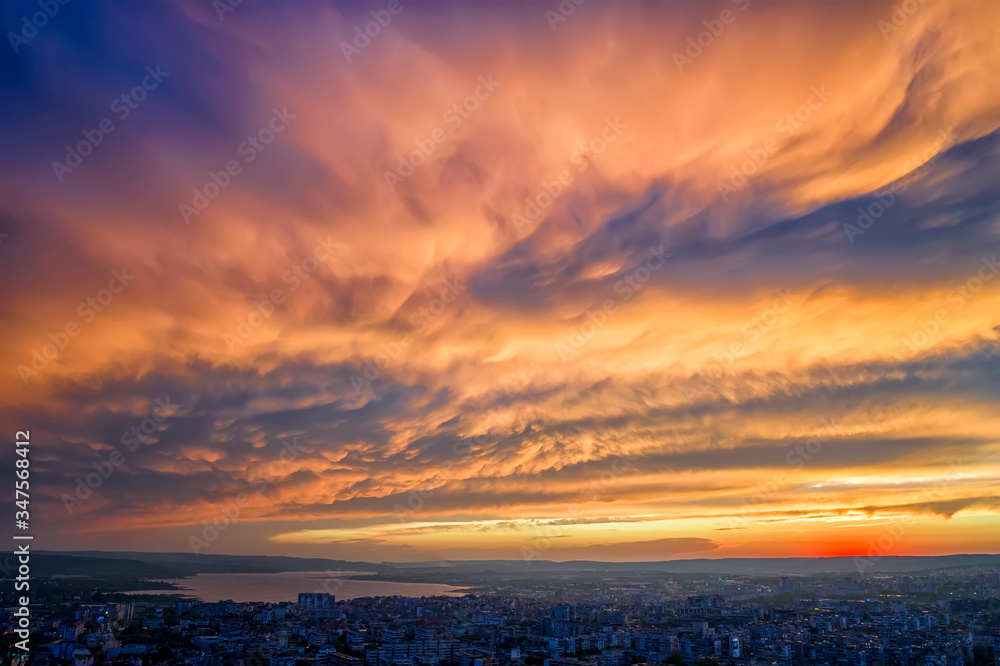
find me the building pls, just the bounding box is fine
[59,620,85,641]
[72,650,94,666]
[554,605,576,622]
[299,592,336,611]
[106,602,134,624]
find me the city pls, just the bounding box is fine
[5,562,1000,666]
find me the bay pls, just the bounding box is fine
[126,570,465,603]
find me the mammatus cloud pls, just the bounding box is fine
[0,0,998,560]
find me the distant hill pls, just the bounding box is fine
[415,554,1000,575]
[3,551,995,581]
[44,550,374,573]
[0,551,374,581]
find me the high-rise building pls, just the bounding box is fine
[553,604,576,621]
[106,602,133,624]
[299,592,336,611]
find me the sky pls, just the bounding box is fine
[1,0,998,563]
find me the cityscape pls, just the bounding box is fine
[2,554,999,666]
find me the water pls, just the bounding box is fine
[126,570,466,603]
